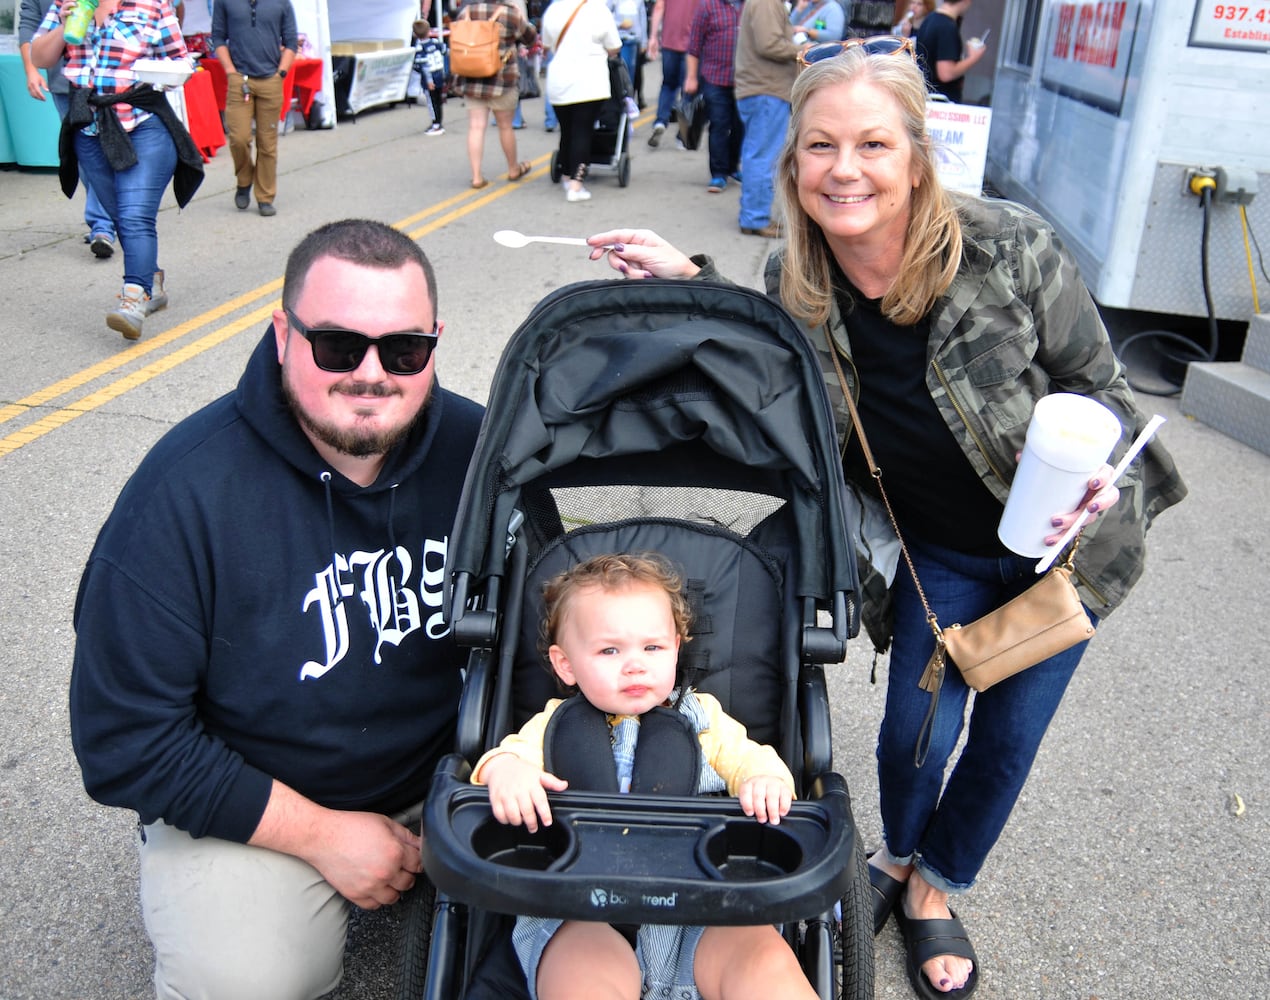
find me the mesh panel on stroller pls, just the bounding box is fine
[408,279,875,1000]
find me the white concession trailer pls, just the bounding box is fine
[985,0,1267,325]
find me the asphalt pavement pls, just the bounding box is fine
[0,76,1266,1000]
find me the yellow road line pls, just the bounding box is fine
[0,283,281,427]
[0,173,546,458]
[0,303,275,458]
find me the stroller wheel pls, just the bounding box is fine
[396,877,437,1000]
[550,150,562,184]
[836,831,876,999]
[618,151,631,188]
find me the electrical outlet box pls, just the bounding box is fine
[1184,166,1217,197]
[1215,166,1258,205]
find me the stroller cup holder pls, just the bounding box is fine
[423,755,856,925]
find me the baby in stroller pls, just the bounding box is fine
[473,552,818,1000]
[417,278,873,1000]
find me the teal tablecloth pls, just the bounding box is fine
[0,54,62,167]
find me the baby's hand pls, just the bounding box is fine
[738,775,792,825]
[481,753,568,833]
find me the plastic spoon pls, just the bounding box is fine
[494,230,589,249]
[1033,414,1167,574]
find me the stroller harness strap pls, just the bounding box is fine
[542,696,702,796]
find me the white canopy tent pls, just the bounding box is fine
[185,0,423,127]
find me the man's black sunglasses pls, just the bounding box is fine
[285,310,439,376]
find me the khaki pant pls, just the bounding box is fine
[138,821,347,1000]
[225,72,284,205]
[137,801,422,1000]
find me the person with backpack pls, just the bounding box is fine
[449,0,538,188]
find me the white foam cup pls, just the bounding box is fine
[997,393,1122,557]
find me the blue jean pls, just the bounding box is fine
[655,48,686,128]
[736,94,788,229]
[701,81,742,179]
[543,51,557,129]
[618,40,639,88]
[877,536,1095,893]
[74,115,177,295]
[52,91,115,240]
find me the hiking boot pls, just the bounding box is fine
[90,234,115,259]
[106,283,150,341]
[258,202,277,217]
[647,122,666,147]
[235,186,251,210]
[146,270,168,315]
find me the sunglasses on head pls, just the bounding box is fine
[798,35,916,69]
[286,310,439,376]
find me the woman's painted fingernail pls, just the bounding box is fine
[612,243,625,252]
[1090,478,1102,489]
[1088,502,1100,513]
[618,263,629,274]
[1051,517,1063,528]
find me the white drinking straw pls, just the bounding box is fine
[1034,414,1167,573]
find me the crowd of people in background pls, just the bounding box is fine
[17,0,1000,341]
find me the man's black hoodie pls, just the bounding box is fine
[70,331,484,843]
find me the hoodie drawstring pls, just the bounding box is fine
[319,472,405,605]
[320,472,341,609]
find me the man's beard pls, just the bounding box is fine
[283,378,428,459]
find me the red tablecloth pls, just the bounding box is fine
[183,68,225,162]
[200,56,228,111]
[287,58,323,119]
[199,56,323,121]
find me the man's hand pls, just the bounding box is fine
[248,780,423,910]
[302,810,423,909]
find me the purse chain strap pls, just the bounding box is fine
[826,332,944,642]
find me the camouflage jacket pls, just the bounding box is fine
[700,196,1186,646]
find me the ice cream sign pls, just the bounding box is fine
[1040,0,1141,113]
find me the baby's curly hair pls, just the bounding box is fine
[540,552,693,656]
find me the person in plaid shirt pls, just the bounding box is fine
[449,0,538,188]
[684,0,744,194]
[32,0,202,341]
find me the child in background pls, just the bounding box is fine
[472,552,818,1000]
[412,19,446,135]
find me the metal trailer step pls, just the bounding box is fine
[1241,312,1270,373]
[1181,359,1270,456]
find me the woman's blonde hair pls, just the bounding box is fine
[775,49,963,328]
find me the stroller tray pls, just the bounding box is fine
[423,756,857,925]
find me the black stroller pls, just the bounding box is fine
[401,279,874,999]
[550,57,634,188]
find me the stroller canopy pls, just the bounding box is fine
[448,278,857,608]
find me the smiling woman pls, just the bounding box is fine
[585,42,1186,1000]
